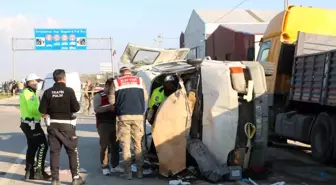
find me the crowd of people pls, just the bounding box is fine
[19,66,179,185]
[1,80,25,95]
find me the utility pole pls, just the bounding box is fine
[109,37,114,77]
[154,33,163,48]
[284,0,288,10]
[12,38,15,80]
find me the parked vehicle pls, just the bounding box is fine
[120,44,269,177]
[38,72,81,102]
[257,5,336,163]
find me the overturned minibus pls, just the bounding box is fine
[120,44,269,177]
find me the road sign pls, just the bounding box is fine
[34,28,87,51]
[100,63,112,72]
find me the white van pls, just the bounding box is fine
[38,72,81,102]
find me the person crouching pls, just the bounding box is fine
[93,78,123,175]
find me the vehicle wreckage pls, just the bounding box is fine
[120,44,269,182]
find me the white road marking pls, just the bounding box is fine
[0,146,27,184]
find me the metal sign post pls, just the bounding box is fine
[11,28,115,80]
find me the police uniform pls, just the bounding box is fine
[149,86,166,109]
[110,74,148,180]
[83,82,93,115]
[147,86,166,124]
[20,85,49,180]
[39,82,83,184]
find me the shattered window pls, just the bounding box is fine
[133,50,160,65]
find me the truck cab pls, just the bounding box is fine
[258,5,336,96]
[257,5,336,162]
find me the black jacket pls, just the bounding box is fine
[39,82,80,120]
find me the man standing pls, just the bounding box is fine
[20,73,51,180]
[39,69,84,185]
[83,80,93,115]
[109,66,148,180]
[93,78,122,176]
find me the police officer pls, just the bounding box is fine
[108,66,148,180]
[147,75,179,124]
[39,69,84,185]
[20,73,51,180]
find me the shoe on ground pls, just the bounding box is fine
[124,172,132,180]
[24,169,34,180]
[51,180,61,185]
[137,169,143,179]
[34,169,51,181]
[110,165,124,173]
[102,168,110,176]
[72,176,85,185]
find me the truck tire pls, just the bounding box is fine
[310,112,333,163]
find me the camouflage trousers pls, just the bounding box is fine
[118,120,144,172]
[82,98,91,115]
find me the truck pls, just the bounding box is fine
[257,5,336,162]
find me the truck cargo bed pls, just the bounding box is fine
[290,32,336,106]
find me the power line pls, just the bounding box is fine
[161,37,179,40]
[213,0,250,23]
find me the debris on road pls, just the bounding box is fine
[168,179,191,185]
[270,181,286,185]
[187,139,229,182]
[248,178,259,185]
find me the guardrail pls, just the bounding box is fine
[0,90,101,95]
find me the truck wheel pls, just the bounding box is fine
[310,112,333,163]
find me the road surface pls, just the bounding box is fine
[1,97,336,185]
[0,97,167,185]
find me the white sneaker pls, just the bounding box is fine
[102,168,110,176]
[110,166,124,173]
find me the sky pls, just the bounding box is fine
[0,0,335,81]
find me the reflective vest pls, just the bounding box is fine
[148,86,166,109]
[19,87,41,121]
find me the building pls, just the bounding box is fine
[206,23,268,61]
[182,9,281,59]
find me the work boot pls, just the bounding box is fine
[51,180,61,185]
[72,176,85,185]
[24,165,34,180]
[137,168,143,179]
[124,166,132,180]
[34,168,51,180]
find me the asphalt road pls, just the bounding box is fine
[0,97,167,185]
[1,97,336,185]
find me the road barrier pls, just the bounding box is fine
[0,90,101,96]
